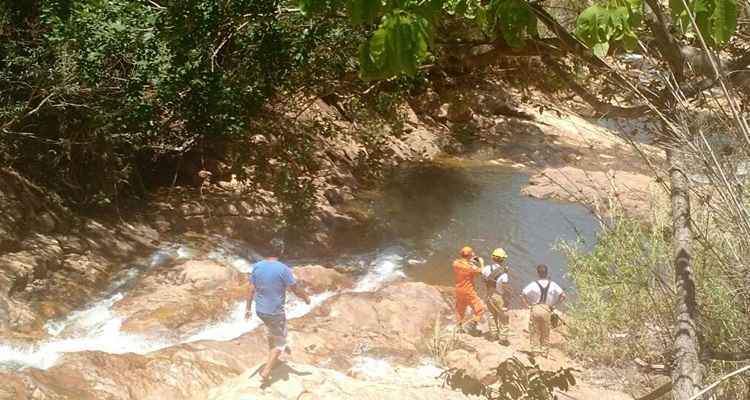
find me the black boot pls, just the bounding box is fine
[465,321,482,337]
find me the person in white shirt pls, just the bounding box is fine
[521,264,566,356]
[481,248,511,345]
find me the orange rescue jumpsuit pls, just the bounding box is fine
[453,259,485,324]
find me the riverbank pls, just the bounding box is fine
[0,83,664,398]
[0,97,652,339]
[1,251,639,400]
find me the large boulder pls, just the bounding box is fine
[442,309,569,385]
[114,259,247,338]
[205,362,470,400]
[291,265,354,294]
[5,282,450,399]
[0,169,159,341]
[523,167,655,216]
[106,262,352,339]
[285,282,452,370]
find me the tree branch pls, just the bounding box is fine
[635,382,673,400]
[543,55,649,117]
[703,349,750,361]
[460,37,566,69]
[643,0,685,80]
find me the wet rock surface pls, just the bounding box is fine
[110,262,352,339]
[0,169,158,341]
[2,282,448,400]
[113,259,248,338]
[206,362,469,400]
[1,273,640,400]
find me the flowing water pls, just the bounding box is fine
[0,245,406,370]
[0,162,600,371]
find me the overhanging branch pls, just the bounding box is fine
[543,55,649,117]
[636,382,673,400]
[704,349,750,361]
[461,37,566,69]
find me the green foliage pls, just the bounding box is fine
[670,0,738,47]
[563,202,750,374]
[1,0,360,214]
[441,356,578,399]
[575,0,642,57]
[349,0,382,25]
[561,217,675,364]
[304,0,541,80]
[359,10,432,80]
[487,0,537,48]
[426,315,460,365]
[443,0,490,30]
[575,0,738,55]
[304,0,741,77]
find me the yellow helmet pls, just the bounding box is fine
[492,248,507,259]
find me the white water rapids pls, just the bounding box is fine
[0,244,407,371]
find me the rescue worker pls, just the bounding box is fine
[481,248,511,346]
[521,264,566,357]
[453,246,485,336]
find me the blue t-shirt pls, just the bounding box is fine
[251,259,296,315]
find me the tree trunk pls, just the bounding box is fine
[668,148,702,399]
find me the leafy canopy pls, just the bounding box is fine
[300,0,740,78]
[0,0,361,207]
[670,0,739,47]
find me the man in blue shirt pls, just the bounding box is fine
[245,239,310,383]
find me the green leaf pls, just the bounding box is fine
[621,30,639,51]
[359,11,432,80]
[623,0,643,26]
[455,0,469,16]
[488,0,537,47]
[670,0,738,48]
[592,42,610,57]
[576,2,640,56]
[110,20,127,32]
[710,0,737,46]
[349,0,382,25]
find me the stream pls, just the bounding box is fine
[0,163,599,371]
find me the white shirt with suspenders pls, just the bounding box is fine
[522,279,564,306]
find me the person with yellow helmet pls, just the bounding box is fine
[452,246,485,336]
[481,247,511,345]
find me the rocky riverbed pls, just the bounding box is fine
[0,92,661,399]
[0,251,636,400]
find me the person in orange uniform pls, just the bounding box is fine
[453,246,485,336]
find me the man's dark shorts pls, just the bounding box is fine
[257,312,287,351]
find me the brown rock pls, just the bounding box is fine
[5,282,450,400]
[286,282,451,370]
[292,265,353,294]
[522,167,654,217]
[206,362,470,400]
[0,372,29,400]
[115,259,247,338]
